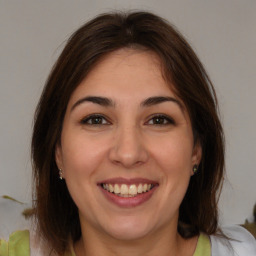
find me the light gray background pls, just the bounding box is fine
[1,0,255,238]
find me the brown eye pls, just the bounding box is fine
[147,115,175,125]
[81,115,109,125]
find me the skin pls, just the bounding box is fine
[56,49,202,256]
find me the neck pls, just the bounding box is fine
[74,221,197,256]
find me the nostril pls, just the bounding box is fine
[109,143,149,168]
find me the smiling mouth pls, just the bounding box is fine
[100,183,155,197]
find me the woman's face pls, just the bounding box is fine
[56,49,201,240]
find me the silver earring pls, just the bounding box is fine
[59,169,63,180]
[193,165,198,174]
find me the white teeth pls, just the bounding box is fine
[114,184,120,194]
[102,183,153,196]
[120,184,129,195]
[129,184,137,195]
[119,194,129,198]
[109,184,114,193]
[137,184,143,193]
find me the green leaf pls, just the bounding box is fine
[2,195,25,204]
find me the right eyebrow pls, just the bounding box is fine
[71,96,115,111]
[141,96,184,111]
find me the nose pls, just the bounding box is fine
[109,125,149,168]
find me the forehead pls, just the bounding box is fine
[67,48,179,107]
[90,48,162,77]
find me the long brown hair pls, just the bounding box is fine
[32,11,225,254]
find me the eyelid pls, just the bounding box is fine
[80,114,111,125]
[145,114,175,125]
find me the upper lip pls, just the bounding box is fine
[97,177,159,185]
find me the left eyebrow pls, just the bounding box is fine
[141,96,183,110]
[70,96,115,112]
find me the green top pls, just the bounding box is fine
[193,233,211,256]
[0,230,30,256]
[0,230,210,256]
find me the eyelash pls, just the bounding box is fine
[146,114,175,126]
[80,114,110,125]
[80,114,175,126]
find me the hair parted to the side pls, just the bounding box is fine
[31,11,225,254]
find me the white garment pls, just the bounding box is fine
[210,225,256,256]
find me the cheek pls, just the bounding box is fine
[149,133,193,205]
[61,132,109,180]
[60,133,110,214]
[150,132,194,174]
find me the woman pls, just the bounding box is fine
[1,11,255,256]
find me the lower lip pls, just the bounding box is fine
[99,186,158,208]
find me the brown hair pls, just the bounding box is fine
[31,11,225,254]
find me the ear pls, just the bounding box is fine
[191,141,202,175]
[55,142,64,177]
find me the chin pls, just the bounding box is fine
[101,217,153,241]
